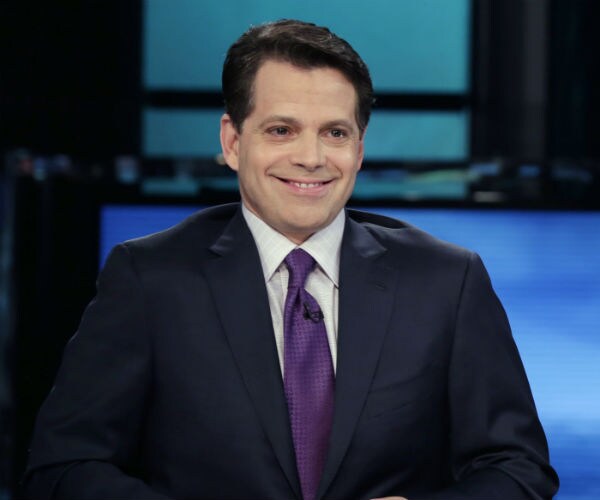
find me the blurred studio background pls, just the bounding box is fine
[1,1,599,499]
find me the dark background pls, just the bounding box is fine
[1,1,599,498]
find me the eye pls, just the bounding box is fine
[328,128,348,139]
[268,126,290,136]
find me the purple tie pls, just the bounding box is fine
[284,248,334,500]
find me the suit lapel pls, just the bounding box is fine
[317,215,399,499]
[204,210,302,499]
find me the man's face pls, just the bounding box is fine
[220,59,365,244]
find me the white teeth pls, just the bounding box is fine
[292,182,322,189]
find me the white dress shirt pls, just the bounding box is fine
[242,204,345,375]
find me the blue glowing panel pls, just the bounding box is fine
[143,109,223,158]
[144,0,470,92]
[365,111,468,161]
[99,205,600,499]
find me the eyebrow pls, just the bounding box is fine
[257,115,301,129]
[321,119,357,132]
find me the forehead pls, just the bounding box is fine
[249,59,358,121]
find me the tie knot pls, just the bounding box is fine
[285,248,316,289]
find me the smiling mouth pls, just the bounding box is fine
[278,178,332,189]
[291,181,325,189]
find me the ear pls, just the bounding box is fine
[220,113,240,171]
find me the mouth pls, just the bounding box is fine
[288,180,327,189]
[276,177,333,190]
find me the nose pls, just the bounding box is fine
[290,133,325,171]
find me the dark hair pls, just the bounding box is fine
[222,19,373,136]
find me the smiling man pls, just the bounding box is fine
[24,20,558,500]
[221,60,363,245]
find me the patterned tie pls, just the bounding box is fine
[283,248,334,500]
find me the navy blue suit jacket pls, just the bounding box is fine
[24,204,558,499]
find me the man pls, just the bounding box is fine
[24,20,558,499]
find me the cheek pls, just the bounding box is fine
[242,148,276,176]
[332,146,362,169]
[237,154,275,200]
[337,161,361,183]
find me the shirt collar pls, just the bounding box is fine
[242,204,345,287]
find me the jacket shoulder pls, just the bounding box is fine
[101,203,240,273]
[346,208,473,262]
[124,203,238,251]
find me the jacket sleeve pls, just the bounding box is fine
[22,244,172,500]
[421,253,559,499]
